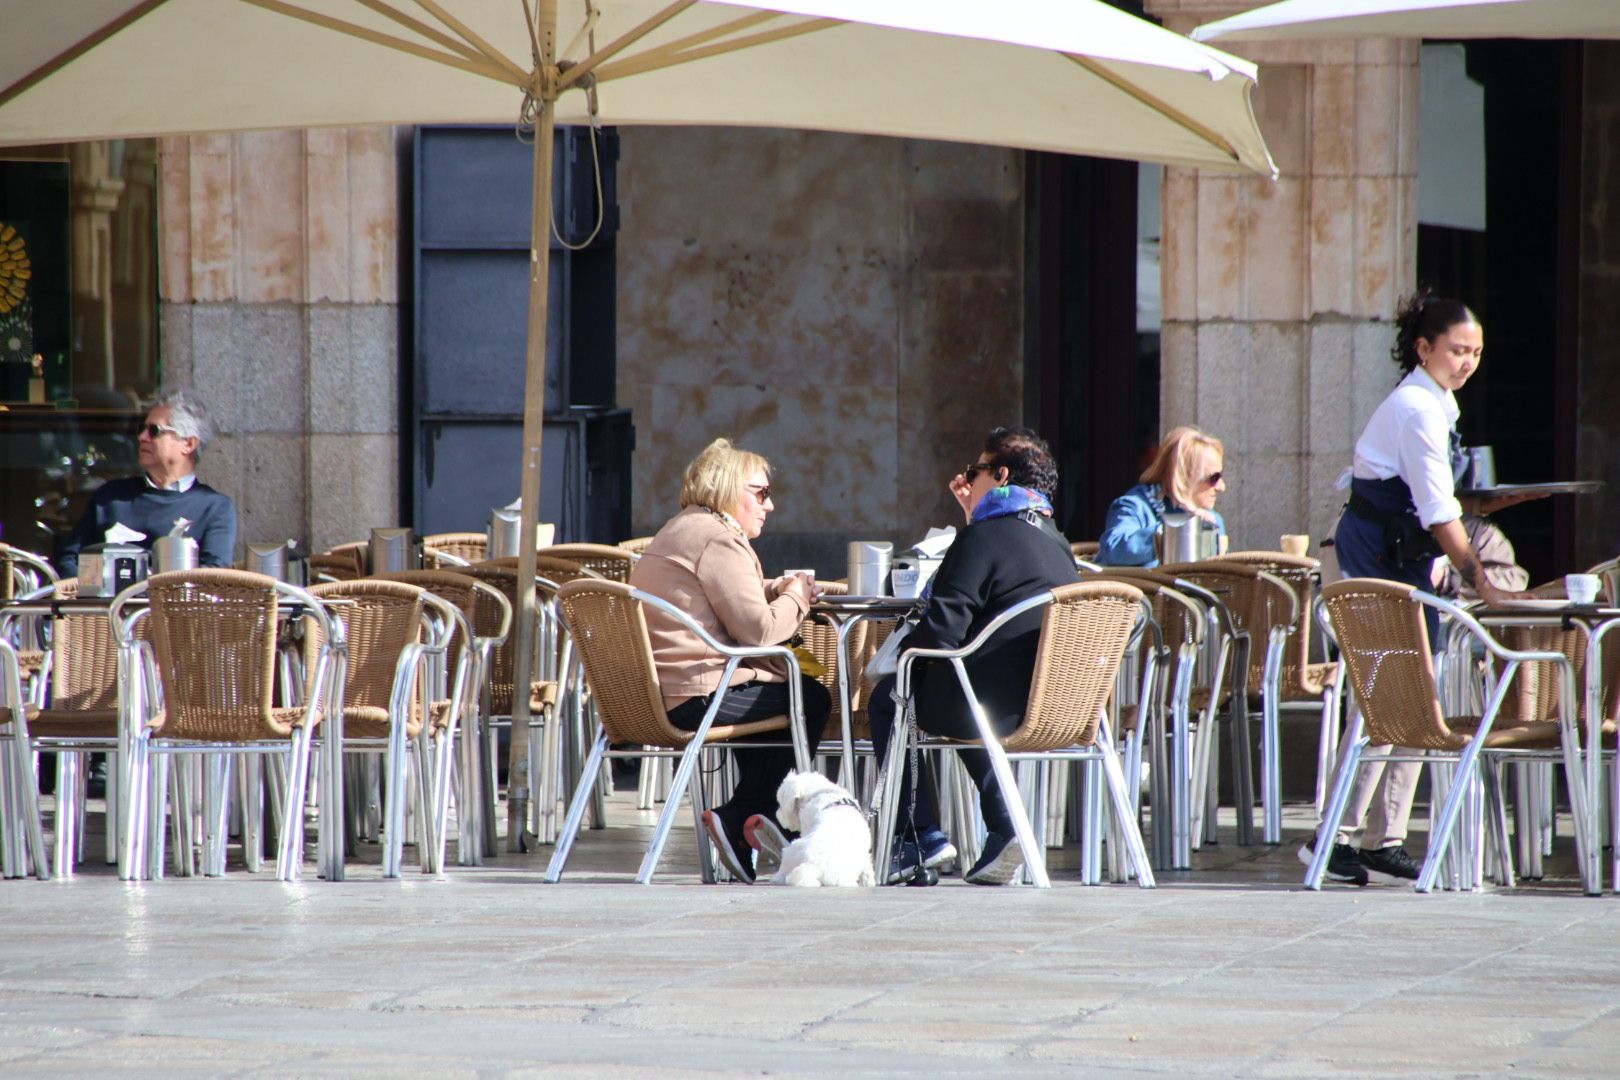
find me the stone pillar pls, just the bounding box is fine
[1145,0,1419,547]
[157,127,400,555]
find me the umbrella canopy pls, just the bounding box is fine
[2,0,1275,174]
[0,0,1277,861]
[1193,0,1620,43]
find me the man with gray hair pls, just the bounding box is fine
[57,388,237,576]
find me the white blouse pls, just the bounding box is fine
[1347,366,1463,528]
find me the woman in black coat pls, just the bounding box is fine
[869,426,1079,885]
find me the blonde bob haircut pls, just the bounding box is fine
[1140,426,1223,514]
[679,437,771,517]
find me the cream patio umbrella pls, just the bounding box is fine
[0,0,1277,862]
[1193,0,1620,43]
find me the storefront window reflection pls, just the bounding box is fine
[0,140,157,558]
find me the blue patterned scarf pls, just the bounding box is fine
[970,484,1054,524]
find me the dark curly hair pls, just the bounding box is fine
[1391,288,1479,375]
[981,426,1059,498]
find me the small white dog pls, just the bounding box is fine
[771,771,875,887]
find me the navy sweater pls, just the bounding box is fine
[56,476,238,577]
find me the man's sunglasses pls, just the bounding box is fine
[143,423,182,440]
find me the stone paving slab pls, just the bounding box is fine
[3,799,1619,1077]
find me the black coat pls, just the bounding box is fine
[906,511,1080,738]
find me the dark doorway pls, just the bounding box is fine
[1417,40,1582,584]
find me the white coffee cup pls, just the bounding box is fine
[1565,573,1602,606]
[890,566,922,599]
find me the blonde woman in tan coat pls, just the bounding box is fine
[628,438,831,882]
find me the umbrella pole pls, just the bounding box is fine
[509,3,559,853]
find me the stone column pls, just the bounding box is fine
[1145,0,1419,547]
[157,128,400,555]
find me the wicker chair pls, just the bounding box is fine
[0,545,58,694]
[371,570,511,866]
[304,579,460,879]
[1070,540,1100,562]
[1220,551,1346,822]
[543,579,812,884]
[537,543,636,583]
[445,563,569,839]
[423,532,487,568]
[617,536,654,557]
[875,580,1155,888]
[113,570,342,882]
[0,639,49,879]
[1307,578,1585,892]
[1160,559,1298,846]
[320,541,370,577]
[0,578,130,878]
[1082,568,1206,871]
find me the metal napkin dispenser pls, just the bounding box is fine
[78,542,151,597]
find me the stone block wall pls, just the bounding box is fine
[157,127,400,556]
[1149,0,1419,550]
[614,128,1025,575]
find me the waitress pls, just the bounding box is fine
[1305,291,1538,888]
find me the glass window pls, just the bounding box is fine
[0,140,159,560]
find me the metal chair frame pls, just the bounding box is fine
[874,583,1157,889]
[544,581,811,884]
[1304,580,1591,893]
[112,572,345,883]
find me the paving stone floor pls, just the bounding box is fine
[3,792,1619,1077]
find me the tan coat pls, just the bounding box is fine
[628,505,809,708]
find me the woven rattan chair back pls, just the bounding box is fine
[539,544,636,583]
[371,570,501,661]
[1319,578,1467,750]
[617,536,654,556]
[477,554,597,586]
[555,579,697,748]
[309,553,362,582]
[1084,567,1203,657]
[423,532,487,568]
[321,541,369,576]
[308,580,426,737]
[1219,551,1319,682]
[1005,580,1144,753]
[447,564,559,715]
[1162,560,1293,688]
[143,569,293,740]
[42,577,120,714]
[1070,540,1100,561]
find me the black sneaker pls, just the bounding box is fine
[884,829,959,884]
[1359,844,1420,884]
[964,831,1023,886]
[702,809,755,884]
[1297,838,1369,886]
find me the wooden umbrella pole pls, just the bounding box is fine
[508,0,558,853]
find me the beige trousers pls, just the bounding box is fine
[1333,744,1422,850]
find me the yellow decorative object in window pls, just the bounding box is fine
[0,222,31,314]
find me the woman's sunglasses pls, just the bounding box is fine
[1202,471,1224,486]
[963,462,998,481]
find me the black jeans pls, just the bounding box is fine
[666,675,831,821]
[868,663,1018,838]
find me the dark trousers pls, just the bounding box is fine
[868,662,1018,838]
[666,675,831,821]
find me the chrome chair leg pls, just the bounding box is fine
[1305,734,1367,890]
[544,728,606,883]
[54,752,81,877]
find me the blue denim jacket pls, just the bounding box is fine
[1095,482,1226,568]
